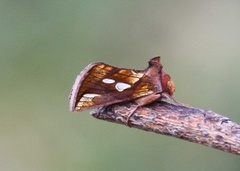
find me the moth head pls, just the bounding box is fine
[147,56,175,96]
[161,68,175,96]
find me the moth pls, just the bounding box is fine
[69,56,176,124]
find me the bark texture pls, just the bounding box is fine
[91,101,240,155]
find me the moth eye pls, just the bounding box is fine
[115,82,131,92]
[102,78,115,84]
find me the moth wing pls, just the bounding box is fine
[69,62,158,111]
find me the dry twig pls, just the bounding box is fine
[91,101,240,155]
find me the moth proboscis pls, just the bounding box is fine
[69,56,176,126]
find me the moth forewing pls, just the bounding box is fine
[70,63,157,112]
[69,56,175,113]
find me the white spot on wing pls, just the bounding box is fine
[83,93,101,98]
[102,78,115,84]
[79,93,101,102]
[115,82,131,92]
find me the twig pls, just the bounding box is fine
[91,101,240,155]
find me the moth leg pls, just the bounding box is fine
[161,93,189,107]
[126,93,161,127]
[161,92,178,104]
[125,106,138,127]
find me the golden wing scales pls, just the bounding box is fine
[70,63,156,111]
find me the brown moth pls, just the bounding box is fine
[69,56,176,123]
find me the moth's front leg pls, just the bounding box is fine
[126,93,161,126]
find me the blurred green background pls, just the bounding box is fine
[1,1,240,171]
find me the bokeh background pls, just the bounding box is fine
[1,1,240,171]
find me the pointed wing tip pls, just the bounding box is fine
[69,62,100,113]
